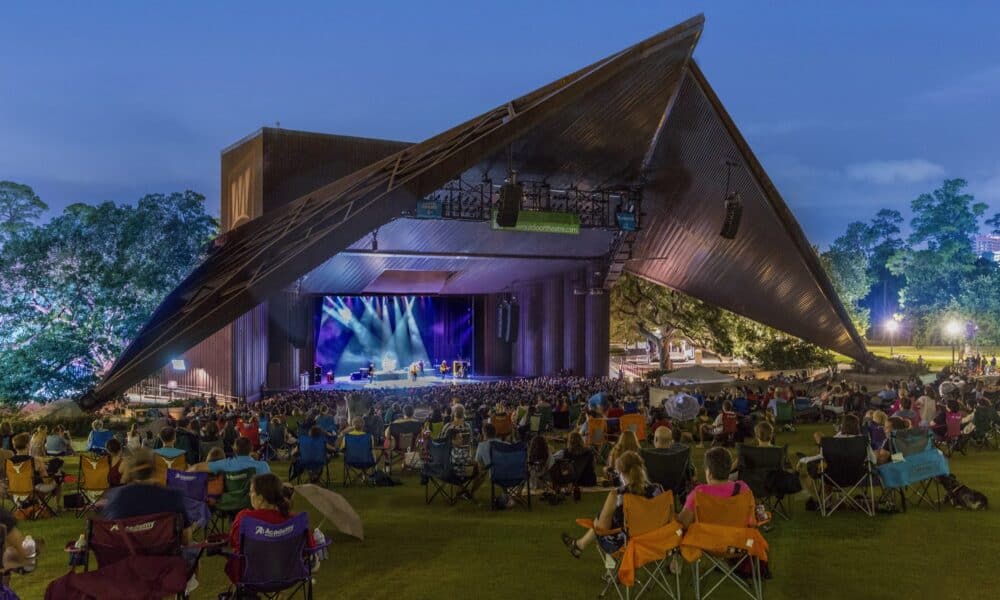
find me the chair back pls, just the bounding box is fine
[721,412,739,435]
[641,447,691,499]
[87,430,115,453]
[619,414,646,442]
[568,403,581,426]
[489,441,528,487]
[166,469,208,503]
[623,491,675,537]
[892,428,932,457]
[317,415,337,434]
[218,468,255,513]
[429,421,446,439]
[153,453,187,486]
[586,418,609,448]
[693,485,754,528]
[972,406,994,433]
[87,511,183,569]
[344,433,376,468]
[820,436,870,486]
[5,458,35,496]
[423,438,455,479]
[737,445,786,499]
[538,405,554,431]
[946,411,963,440]
[491,414,512,438]
[364,413,385,444]
[775,401,794,424]
[79,455,111,493]
[297,435,329,468]
[238,513,312,592]
[389,420,423,451]
[733,398,750,416]
[267,424,288,447]
[207,474,224,500]
[529,415,542,434]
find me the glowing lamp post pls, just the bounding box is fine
[945,320,963,365]
[885,319,900,357]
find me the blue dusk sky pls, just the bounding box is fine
[2,1,999,247]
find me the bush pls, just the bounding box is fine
[750,338,835,370]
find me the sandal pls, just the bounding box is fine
[561,533,582,558]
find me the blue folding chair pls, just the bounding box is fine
[878,428,949,511]
[343,432,377,486]
[225,513,329,599]
[489,441,531,510]
[291,435,331,487]
[86,430,115,455]
[166,469,211,531]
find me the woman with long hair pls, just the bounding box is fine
[604,430,640,484]
[561,451,661,557]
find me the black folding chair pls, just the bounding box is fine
[738,445,793,519]
[641,447,692,512]
[489,441,531,510]
[423,439,474,505]
[819,436,875,517]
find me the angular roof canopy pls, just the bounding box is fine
[86,14,868,407]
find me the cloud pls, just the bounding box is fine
[845,159,945,185]
[915,65,1000,104]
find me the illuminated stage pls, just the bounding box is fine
[306,373,502,391]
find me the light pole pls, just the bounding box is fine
[945,320,962,366]
[885,319,900,357]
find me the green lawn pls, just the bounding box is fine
[851,344,999,369]
[10,426,1000,599]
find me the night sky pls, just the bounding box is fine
[3,1,999,246]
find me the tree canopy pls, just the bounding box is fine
[0,189,217,402]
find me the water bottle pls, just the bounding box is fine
[313,528,328,561]
[22,535,36,572]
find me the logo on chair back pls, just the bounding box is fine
[255,524,295,538]
[116,521,157,534]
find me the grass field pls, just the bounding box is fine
[8,424,1000,600]
[850,344,1000,369]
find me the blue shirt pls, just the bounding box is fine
[207,454,271,475]
[154,447,187,460]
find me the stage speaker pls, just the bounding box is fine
[719,192,743,240]
[506,302,519,344]
[288,294,310,349]
[497,180,522,228]
[496,301,507,340]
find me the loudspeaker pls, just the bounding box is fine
[497,181,522,227]
[288,294,310,348]
[496,301,507,340]
[506,302,519,344]
[720,192,743,239]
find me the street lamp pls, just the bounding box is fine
[885,319,900,357]
[945,320,963,365]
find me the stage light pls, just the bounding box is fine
[338,307,353,321]
[371,228,378,252]
[171,359,186,371]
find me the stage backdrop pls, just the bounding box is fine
[314,295,473,377]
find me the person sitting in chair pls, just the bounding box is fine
[191,437,270,476]
[154,427,187,460]
[226,473,314,584]
[102,448,192,541]
[678,447,753,528]
[10,433,61,512]
[561,451,661,558]
[697,400,735,448]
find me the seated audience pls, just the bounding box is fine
[154,427,187,460]
[678,447,753,527]
[45,425,73,456]
[192,437,270,476]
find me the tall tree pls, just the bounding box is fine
[819,245,872,336]
[888,179,989,343]
[0,191,217,402]
[0,181,48,245]
[611,274,733,370]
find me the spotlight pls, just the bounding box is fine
[720,160,743,239]
[945,320,962,338]
[371,229,378,252]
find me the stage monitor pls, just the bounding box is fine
[314,295,473,378]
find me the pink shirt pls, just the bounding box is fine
[683,480,751,513]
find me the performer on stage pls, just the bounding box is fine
[439,360,449,379]
[368,362,375,383]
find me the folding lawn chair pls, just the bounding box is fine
[738,445,793,520]
[641,447,692,512]
[619,414,647,443]
[576,491,683,600]
[76,454,111,517]
[587,418,612,463]
[970,405,1000,450]
[86,430,116,455]
[936,412,967,457]
[290,435,332,487]
[224,512,329,600]
[210,468,255,533]
[153,453,187,487]
[384,420,423,475]
[198,439,224,462]
[489,441,531,510]
[538,405,554,432]
[681,486,767,600]
[261,424,291,461]
[166,469,211,531]
[491,414,513,441]
[4,458,57,519]
[878,428,949,511]
[343,432,378,486]
[423,439,474,505]
[819,436,876,517]
[774,401,795,433]
[715,413,739,446]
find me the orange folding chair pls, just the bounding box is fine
[77,454,111,517]
[4,458,57,519]
[619,414,647,443]
[576,491,683,599]
[586,418,611,463]
[153,454,188,486]
[680,487,768,600]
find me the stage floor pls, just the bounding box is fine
[306,374,505,391]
